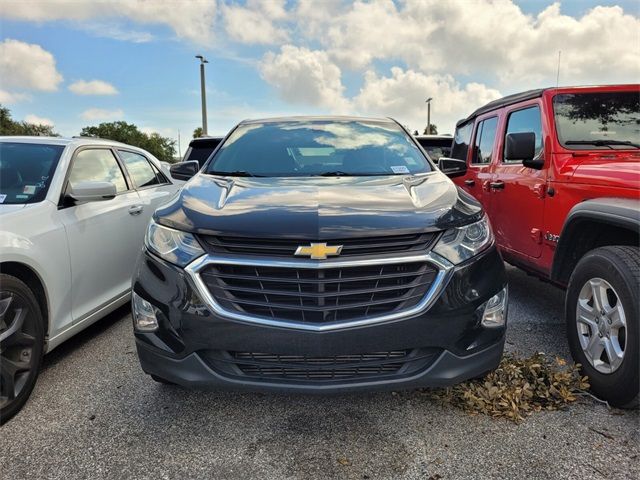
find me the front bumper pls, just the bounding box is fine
[132,246,507,392]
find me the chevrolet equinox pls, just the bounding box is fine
[132,117,508,392]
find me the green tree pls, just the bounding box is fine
[193,127,203,138]
[423,124,438,135]
[80,121,176,162]
[0,105,57,136]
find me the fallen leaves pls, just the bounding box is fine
[424,352,589,423]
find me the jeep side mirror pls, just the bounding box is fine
[438,157,467,178]
[170,160,200,181]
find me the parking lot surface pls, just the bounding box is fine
[1,265,638,480]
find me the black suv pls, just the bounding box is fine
[182,136,223,167]
[132,117,508,392]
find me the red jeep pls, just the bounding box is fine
[440,84,639,407]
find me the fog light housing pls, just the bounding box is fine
[132,292,159,331]
[481,287,508,328]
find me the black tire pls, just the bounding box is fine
[150,374,175,385]
[566,246,639,408]
[0,274,45,424]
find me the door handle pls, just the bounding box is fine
[464,179,475,186]
[489,181,505,190]
[128,205,144,215]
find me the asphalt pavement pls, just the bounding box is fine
[1,265,638,480]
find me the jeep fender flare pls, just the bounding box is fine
[551,197,640,284]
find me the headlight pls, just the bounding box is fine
[145,220,205,267]
[433,216,493,264]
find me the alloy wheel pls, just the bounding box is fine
[0,292,38,409]
[576,277,627,374]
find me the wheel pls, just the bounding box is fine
[0,274,45,424]
[566,246,639,408]
[150,374,175,385]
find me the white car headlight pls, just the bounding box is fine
[145,220,205,267]
[433,216,494,264]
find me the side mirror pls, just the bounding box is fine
[170,160,200,181]
[438,157,467,178]
[67,181,116,203]
[505,132,536,162]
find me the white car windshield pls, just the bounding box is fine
[0,142,64,204]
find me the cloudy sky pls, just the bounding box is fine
[0,0,638,154]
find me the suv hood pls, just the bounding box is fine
[154,172,482,239]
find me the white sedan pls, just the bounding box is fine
[0,136,180,422]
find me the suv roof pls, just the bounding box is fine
[457,84,640,127]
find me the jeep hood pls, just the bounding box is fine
[154,172,482,239]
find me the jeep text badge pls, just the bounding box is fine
[294,242,343,260]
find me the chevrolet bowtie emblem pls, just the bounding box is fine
[294,242,343,260]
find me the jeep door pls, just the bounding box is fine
[456,115,499,211]
[489,102,548,258]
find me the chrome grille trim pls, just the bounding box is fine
[184,252,454,332]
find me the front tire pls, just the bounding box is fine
[566,246,639,408]
[0,274,45,424]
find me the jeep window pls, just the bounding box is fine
[451,122,473,161]
[69,148,128,193]
[472,117,498,164]
[0,142,64,204]
[553,91,640,150]
[504,106,543,163]
[207,120,432,177]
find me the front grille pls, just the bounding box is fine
[199,261,437,324]
[200,233,437,257]
[200,349,441,383]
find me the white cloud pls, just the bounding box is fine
[24,114,54,127]
[222,0,289,45]
[0,0,218,45]
[260,45,350,112]
[0,89,30,104]
[80,108,124,121]
[69,80,119,96]
[296,0,640,89]
[0,39,63,91]
[353,68,502,134]
[81,23,154,43]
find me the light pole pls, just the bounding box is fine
[425,97,433,134]
[195,55,209,136]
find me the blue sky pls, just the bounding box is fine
[0,0,638,155]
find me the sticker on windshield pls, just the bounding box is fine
[0,194,6,203]
[16,194,28,199]
[390,165,410,174]
[23,185,36,195]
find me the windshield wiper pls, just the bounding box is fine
[208,170,263,177]
[316,171,399,177]
[317,171,353,176]
[565,140,640,149]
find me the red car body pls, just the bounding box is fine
[445,84,639,407]
[451,84,639,283]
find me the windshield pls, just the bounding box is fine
[206,120,432,177]
[553,91,640,149]
[0,142,64,204]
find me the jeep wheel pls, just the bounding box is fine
[0,274,45,424]
[566,246,639,408]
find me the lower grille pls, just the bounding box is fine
[201,349,441,383]
[200,261,437,324]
